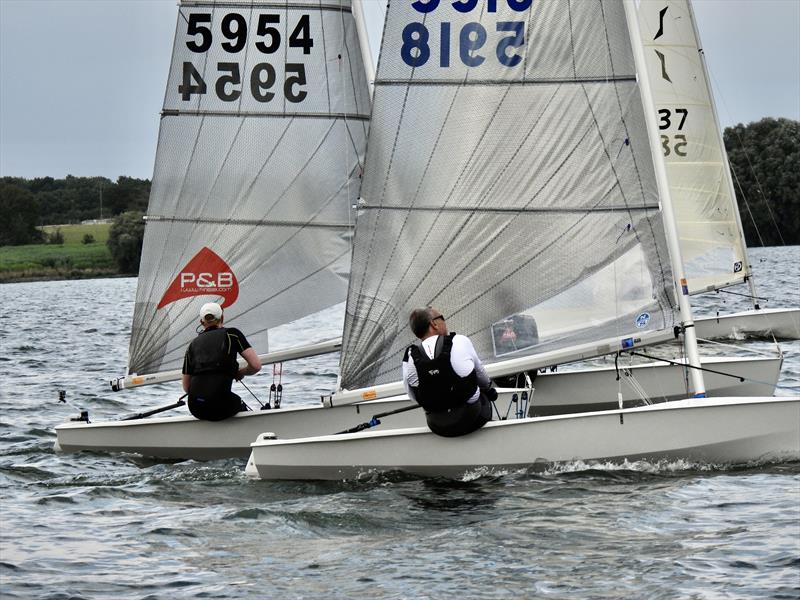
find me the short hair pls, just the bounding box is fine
[409,307,435,338]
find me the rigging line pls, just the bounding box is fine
[321,0,332,110]
[713,287,770,302]
[626,350,750,382]
[705,69,785,247]
[238,379,265,409]
[729,163,769,248]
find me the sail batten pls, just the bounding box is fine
[128,0,370,375]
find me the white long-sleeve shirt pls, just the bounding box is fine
[402,334,491,404]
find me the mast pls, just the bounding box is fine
[351,0,375,100]
[623,0,706,396]
[684,0,760,308]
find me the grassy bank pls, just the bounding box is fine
[0,223,119,282]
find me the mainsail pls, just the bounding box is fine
[128,0,371,375]
[637,0,749,294]
[339,0,679,390]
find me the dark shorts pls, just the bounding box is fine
[424,393,492,437]
[188,373,247,421]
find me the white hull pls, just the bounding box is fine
[695,307,800,341]
[247,396,800,480]
[54,356,781,459]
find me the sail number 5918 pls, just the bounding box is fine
[180,12,313,103]
[403,0,531,68]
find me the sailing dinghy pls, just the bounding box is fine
[55,0,372,451]
[247,0,799,480]
[55,0,794,462]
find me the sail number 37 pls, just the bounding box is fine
[658,107,689,157]
[179,13,313,103]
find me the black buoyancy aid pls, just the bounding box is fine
[407,333,478,412]
[189,327,238,376]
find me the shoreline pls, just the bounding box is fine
[0,269,130,284]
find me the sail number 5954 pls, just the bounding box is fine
[179,12,313,103]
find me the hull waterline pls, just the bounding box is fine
[247,396,800,480]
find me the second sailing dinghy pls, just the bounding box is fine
[247,0,799,480]
[55,0,792,461]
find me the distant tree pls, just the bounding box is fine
[48,228,65,245]
[107,211,145,274]
[724,118,799,246]
[0,182,43,245]
[82,233,95,244]
[104,176,151,215]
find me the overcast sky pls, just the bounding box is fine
[1,0,798,180]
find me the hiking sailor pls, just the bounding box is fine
[402,307,497,437]
[181,302,262,421]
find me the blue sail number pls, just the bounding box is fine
[402,21,525,68]
[411,0,532,13]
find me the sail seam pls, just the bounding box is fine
[179,2,353,12]
[161,109,369,120]
[356,205,661,214]
[146,216,354,228]
[375,77,637,87]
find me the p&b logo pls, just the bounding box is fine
[158,246,239,309]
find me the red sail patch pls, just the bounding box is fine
[157,247,239,309]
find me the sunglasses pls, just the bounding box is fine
[431,315,445,324]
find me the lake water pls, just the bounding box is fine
[1,246,798,598]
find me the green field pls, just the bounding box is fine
[0,223,118,282]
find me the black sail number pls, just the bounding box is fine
[658,108,689,157]
[216,63,241,101]
[284,64,307,103]
[256,14,281,53]
[221,13,248,53]
[251,63,277,102]
[181,62,309,104]
[186,14,212,52]
[181,11,314,103]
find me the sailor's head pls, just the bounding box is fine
[409,306,447,339]
[200,302,223,327]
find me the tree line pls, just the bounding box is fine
[0,117,797,264]
[0,175,149,274]
[723,118,799,246]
